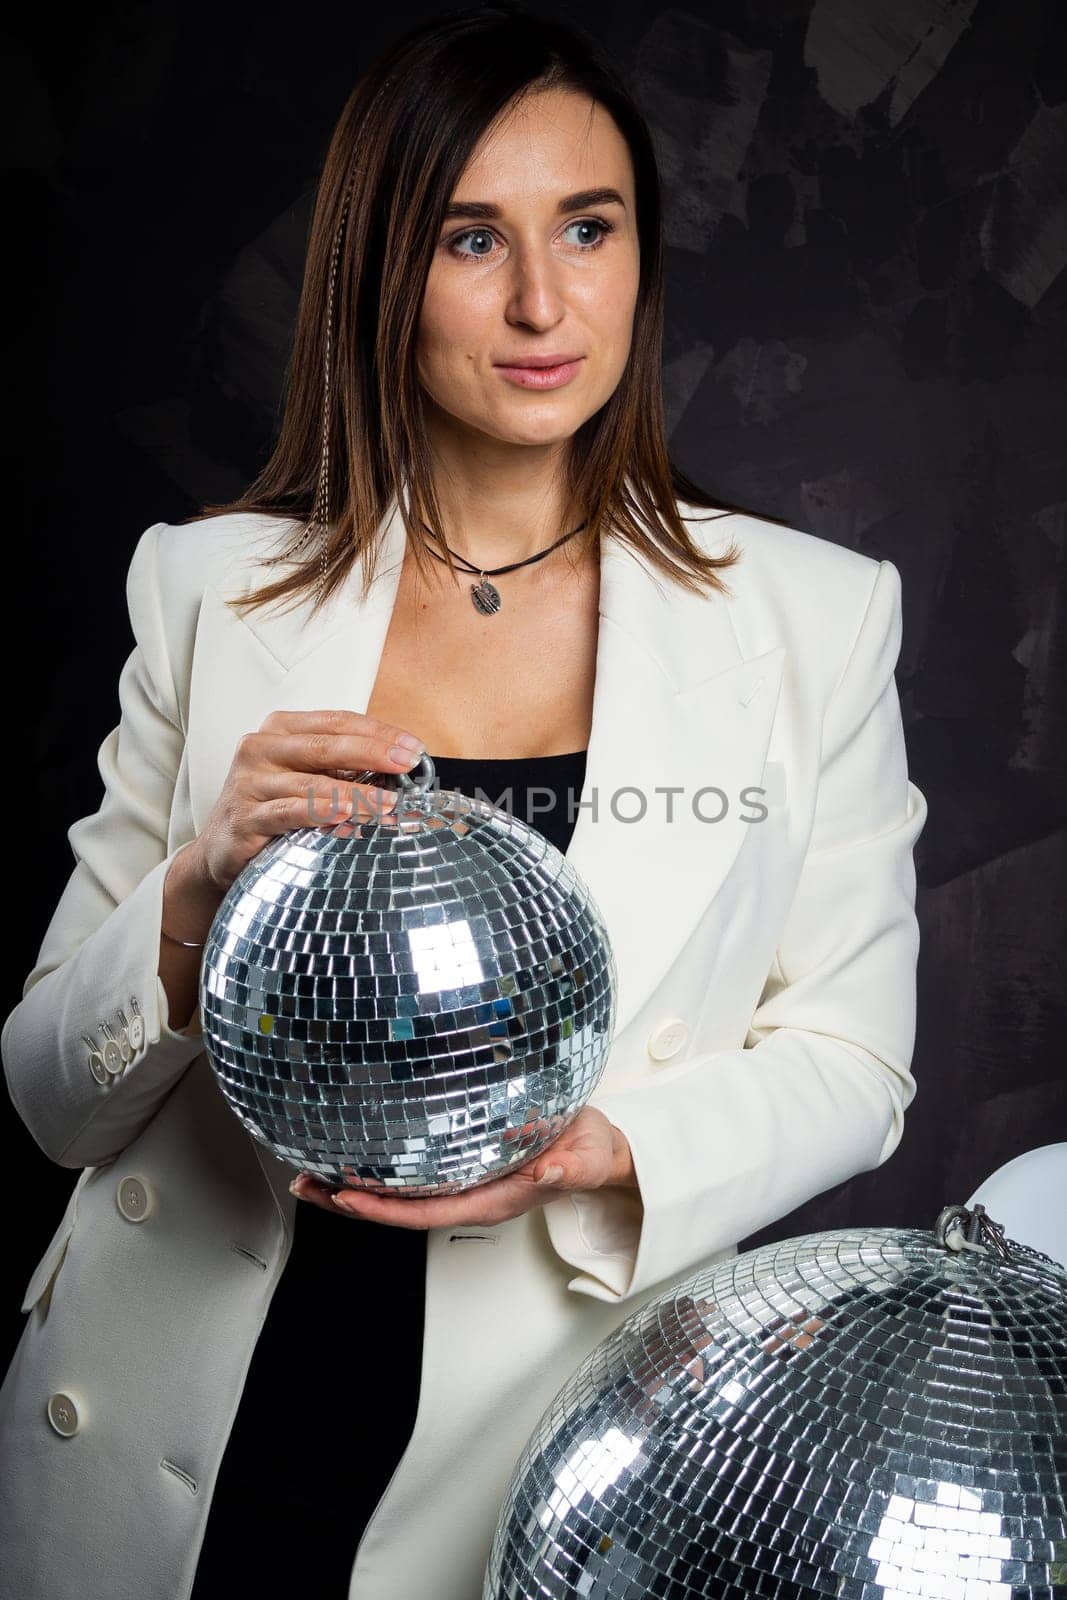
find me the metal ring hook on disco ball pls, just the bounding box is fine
[392,749,444,821]
[198,744,617,1197]
[396,749,436,794]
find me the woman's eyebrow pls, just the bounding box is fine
[442,186,627,221]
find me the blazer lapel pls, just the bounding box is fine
[185,501,785,1042]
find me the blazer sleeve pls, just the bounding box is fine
[541,557,928,1303]
[1,521,206,1169]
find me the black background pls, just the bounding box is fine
[3,0,1066,1365]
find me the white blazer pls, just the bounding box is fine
[0,499,927,1600]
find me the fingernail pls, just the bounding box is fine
[395,733,424,752]
[389,744,422,766]
[288,1177,305,1195]
[538,1165,564,1184]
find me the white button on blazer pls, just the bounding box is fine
[0,498,927,1600]
[646,1017,689,1061]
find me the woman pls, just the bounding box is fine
[0,7,927,1599]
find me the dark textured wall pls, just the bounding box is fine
[4,0,1065,1360]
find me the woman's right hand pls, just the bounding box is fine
[191,708,426,894]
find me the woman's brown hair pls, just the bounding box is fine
[185,2,771,620]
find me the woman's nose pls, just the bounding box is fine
[503,253,567,322]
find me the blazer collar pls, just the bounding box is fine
[186,500,785,1042]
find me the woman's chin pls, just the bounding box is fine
[478,410,592,449]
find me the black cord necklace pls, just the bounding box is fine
[420,519,589,615]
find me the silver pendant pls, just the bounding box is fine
[471,574,502,615]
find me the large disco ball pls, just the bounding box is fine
[485,1204,1067,1599]
[198,753,616,1195]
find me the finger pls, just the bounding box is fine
[329,1191,444,1230]
[235,787,398,842]
[255,725,426,781]
[292,1170,395,1205]
[250,773,399,824]
[260,707,425,753]
[330,1173,527,1230]
[288,1173,357,1217]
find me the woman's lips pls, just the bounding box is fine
[494,358,584,390]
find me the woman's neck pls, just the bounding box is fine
[424,427,580,569]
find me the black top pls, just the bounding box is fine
[189,749,589,1598]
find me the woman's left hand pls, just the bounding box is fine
[288,1105,635,1229]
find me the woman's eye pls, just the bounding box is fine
[449,228,495,259]
[562,219,613,250]
[445,218,615,260]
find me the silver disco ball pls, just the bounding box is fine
[485,1204,1067,1599]
[198,753,616,1195]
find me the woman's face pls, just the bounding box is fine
[417,89,640,451]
